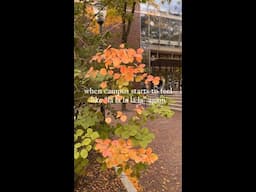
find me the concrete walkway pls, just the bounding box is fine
[140,111,182,192]
[115,104,182,192]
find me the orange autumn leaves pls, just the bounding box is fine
[116,111,127,122]
[120,66,135,81]
[100,81,107,89]
[95,138,158,168]
[102,44,143,66]
[87,44,160,89]
[105,111,127,124]
[102,44,142,66]
[113,73,120,80]
[83,44,160,191]
[135,104,144,115]
[105,117,112,124]
[145,75,160,86]
[99,68,107,76]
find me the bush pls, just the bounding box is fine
[74,44,174,191]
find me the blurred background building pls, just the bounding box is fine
[139,0,182,90]
[94,0,182,90]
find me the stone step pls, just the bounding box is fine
[170,103,182,108]
[167,95,182,98]
[170,106,182,111]
[143,101,182,111]
[170,100,182,104]
[149,97,182,102]
[148,94,182,98]
[144,93,182,111]
[168,97,182,101]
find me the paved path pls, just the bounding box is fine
[140,111,182,192]
[114,104,182,192]
[146,93,182,111]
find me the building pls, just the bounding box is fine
[76,0,182,90]
[120,0,182,90]
[140,0,182,90]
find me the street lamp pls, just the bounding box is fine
[92,1,107,35]
[92,0,107,119]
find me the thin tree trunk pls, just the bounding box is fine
[121,1,127,43]
[121,1,136,111]
[125,1,136,43]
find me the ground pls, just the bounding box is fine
[114,104,182,192]
[140,111,182,192]
[75,151,127,192]
[75,103,182,192]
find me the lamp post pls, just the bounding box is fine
[92,0,107,119]
[92,1,107,35]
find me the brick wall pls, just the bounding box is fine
[126,3,140,49]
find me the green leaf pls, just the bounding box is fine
[74,151,80,159]
[91,132,100,140]
[74,135,78,141]
[101,163,107,171]
[131,138,140,146]
[80,159,89,167]
[87,128,93,134]
[86,145,92,151]
[140,141,148,148]
[82,138,91,145]
[123,125,129,130]
[80,149,88,159]
[117,167,123,175]
[135,133,142,139]
[121,132,130,139]
[148,133,155,139]
[129,128,138,136]
[75,143,82,148]
[96,156,104,163]
[114,127,122,136]
[141,128,149,134]
[76,129,84,136]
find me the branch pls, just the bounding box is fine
[101,22,123,37]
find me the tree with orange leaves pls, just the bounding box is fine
[74,1,174,190]
[75,43,174,191]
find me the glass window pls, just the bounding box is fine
[158,0,170,13]
[159,17,170,46]
[141,14,149,39]
[170,0,182,15]
[147,1,159,13]
[140,0,182,48]
[169,19,181,46]
[149,15,159,42]
[140,2,148,11]
[179,32,182,47]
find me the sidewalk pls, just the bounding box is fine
[140,111,182,192]
[114,104,182,192]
